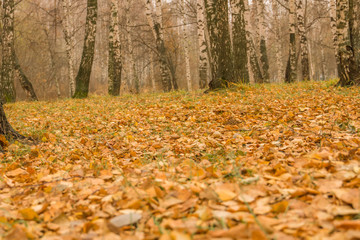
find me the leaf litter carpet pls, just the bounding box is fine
[0,82,359,239]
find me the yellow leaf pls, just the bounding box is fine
[271,200,289,214]
[215,188,237,201]
[43,186,52,193]
[19,208,39,220]
[0,216,8,224]
[0,135,9,147]
[190,167,207,180]
[170,231,191,240]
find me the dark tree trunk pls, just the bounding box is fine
[259,39,270,81]
[154,23,176,92]
[0,103,24,142]
[231,0,249,83]
[204,0,234,90]
[337,0,360,86]
[73,0,98,99]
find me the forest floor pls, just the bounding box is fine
[0,81,360,240]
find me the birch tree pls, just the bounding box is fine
[0,0,15,102]
[297,0,310,81]
[1,0,38,102]
[196,0,208,89]
[244,0,263,83]
[180,0,192,91]
[271,0,284,82]
[336,0,360,86]
[61,0,76,97]
[330,0,339,69]
[257,0,269,82]
[231,0,249,83]
[285,0,297,83]
[204,0,234,90]
[73,0,98,99]
[150,53,156,91]
[108,0,122,96]
[125,0,138,94]
[349,0,360,66]
[144,0,176,92]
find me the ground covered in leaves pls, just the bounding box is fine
[0,81,360,240]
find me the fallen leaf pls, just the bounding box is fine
[19,208,39,220]
[6,168,28,178]
[215,188,237,201]
[108,210,142,233]
[334,220,360,230]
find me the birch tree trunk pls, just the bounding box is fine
[125,0,138,94]
[271,0,283,82]
[108,0,122,96]
[349,0,360,66]
[244,0,263,83]
[285,0,297,83]
[150,52,156,91]
[73,0,98,99]
[330,0,339,69]
[1,0,16,102]
[144,0,176,92]
[336,0,360,86]
[61,0,76,97]
[257,0,269,82]
[252,0,260,51]
[204,0,234,90]
[297,0,310,81]
[0,103,24,141]
[1,0,38,102]
[320,45,326,80]
[196,0,208,89]
[156,0,178,90]
[231,0,249,83]
[180,0,192,91]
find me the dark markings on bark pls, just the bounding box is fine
[205,0,234,90]
[73,0,98,99]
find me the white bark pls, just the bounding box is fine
[155,0,164,39]
[244,0,262,83]
[271,0,283,82]
[330,0,339,65]
[61,0,76,97]
[150,53,156,91]
[108,0,122,96]
[244,0,254,84]
[125,0,138,93]
[297,0,310,80]
[144,0,174,91]
[286,0,297,83]
[180,0,192,91]
[196,0,208,88]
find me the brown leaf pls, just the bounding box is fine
[334,220,360,230]
[4,225,28,240]
[332,188,360,209]
[6,168,28,178]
